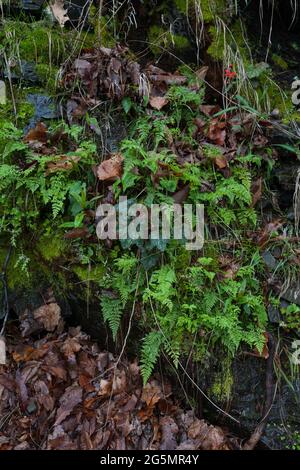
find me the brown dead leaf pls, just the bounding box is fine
[201,425,229,450]
[214,155,228,169]
[207,119,226,146]
[149,96,169,110]
[61,337,81,358]
[159,416,178,450]
[45,155,81,175]
[196,66,209,81]
[54,385,83,426]
[74,59,92,78]
[33,302,61,332]
[97,153,124,181]
[172,184,190,204]
[141,380,162,407]
[63,227,90,239]
[79,374,94,393]
[24,122,48,143]
[12,344,48,363]
[200,105,220,117]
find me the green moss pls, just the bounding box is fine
[209,357,233,401]
[174,0,188,14]
[73,264,105,283]
[36,234,68,262]
[0,20,66,65]
[148,25,190,55]
[35,64,59,93]
[87,10,116,47]
[272,53,289,70]
[0,248,36,290]
[198,0,227,22]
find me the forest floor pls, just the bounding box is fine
[0,314,236,451]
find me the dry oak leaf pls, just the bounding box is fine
[141,380,163,407]
[45,155,81,175]
[207,119,226,146]
[33,302,61,332]
[54,385,83,426]
[50,0,70,27]
[97,153,124,181]
[214,155,228,169]
[149,96,169,110]
[60,337,81,358]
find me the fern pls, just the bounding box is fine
[140,331,163,384]
[144,265,176,310]
[100,294,124,341]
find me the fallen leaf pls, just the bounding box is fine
[79,374,94,392]
[50,0,70,27]
[63,227,90,239]
[159,416,178,450]
[172,184,190,204]
[33,303,61,332]
[214,155,228,169]
[141,380,162,407]
[54,385,83,426]
[196,66,209,81]
[207,119,226,146]
[24,122,48,143]
[61,337,81,358]
[97,153,124,181]
[200,104,220,117]
[45,155,81,175]
[149,96,169,110]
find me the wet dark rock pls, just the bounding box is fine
[281,284,300,306]
[230,355,300,449]
[25,94,59,131]
[274,163,300,192]
[21,0,45,11]
[268,305,281,323]
[262,250,278,270]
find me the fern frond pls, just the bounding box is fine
[140,331,163,384]
[100,294,124,341]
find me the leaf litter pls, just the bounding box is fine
[0,318,233,450]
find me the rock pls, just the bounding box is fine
[0,81,6,105]
[25,94,59,131]
[281,285,300,306]
[230,355,300,449]
[274,163,300,192]
[262,250,278,270]
[270,108,280,119]
[267,305,281,323]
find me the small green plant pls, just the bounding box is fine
[281,304,300,331]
